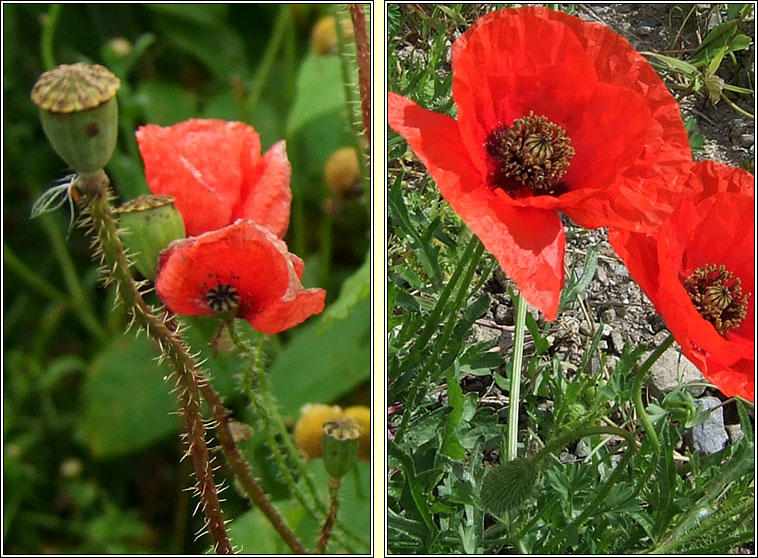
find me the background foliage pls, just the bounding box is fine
[387,3,754,554]
[4,3,370,553]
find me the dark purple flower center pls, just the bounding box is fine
[682,263,749,334]
[485,111,574,197]
[205,283,241,317]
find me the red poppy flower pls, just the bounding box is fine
[155,219,325,335]
[388,7,691,320]
[609,161,754,401]
[136,119,291,238]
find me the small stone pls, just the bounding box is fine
[739,133,754,148]
[647,347,707,396]
[601,308,616,323]
[726,423,744,444]
[613,265,629,278]
[575,437,591,458]
[596,265,608,284]
[598,340,608,351]
[494,304,510,325]
[688,397,728,455]
[611,329,625,353]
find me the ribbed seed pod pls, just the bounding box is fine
[31,63,120,173]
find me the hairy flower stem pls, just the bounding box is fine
[194,369,307,554]
[316,478,341,554]
[226,324,366,552]
[507,292,527,461]
[79,171,232,553]
[349,4,371,146]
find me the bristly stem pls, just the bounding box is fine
[316,477,341,554]
[80,171,233,553]
[349,4,371,146]
[507,292,527,462]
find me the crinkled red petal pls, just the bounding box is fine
[388,92,565,320]
[155,220,324,334]
[611,169,754,401]
[452,9,598,180]
[137,119,261,236]
[534,6,693,232]
[235,140,292,239]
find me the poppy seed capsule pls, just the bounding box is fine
[324,147,361,198]
[322,417,361,479]
[31,63,120,173]
[114,194,186,280]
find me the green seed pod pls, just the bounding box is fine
[322,417,361,479]
[479,457,540,516]
[31,63,120,173]
[114,194,186,280]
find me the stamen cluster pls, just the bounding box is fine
[485,111,575,196]
[205,283,241,316]
[683,264,749,334]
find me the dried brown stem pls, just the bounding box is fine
[316,477,341,554]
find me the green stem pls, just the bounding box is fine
[40,4,61,70]
[39,214,107,343]
[319,205,333,290]
[395,236,484,443]
[507,292,527,461]
[226,324,365,552]
[720,91,754,119]
[247,5,290,117]
[632,334,675,456]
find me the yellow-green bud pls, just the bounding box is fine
[31,63,120,173]
[114,194,186,280]
[322,417,361,479]
[310,15,354,55]
[324,147,361,199]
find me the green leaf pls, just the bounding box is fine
[134,80,198,125]
[287,53,346,136]
[440,368,465,460]
[646,53,698,76]
[320,249,370,327]
[79,335,180,457]
[269,298,370,415]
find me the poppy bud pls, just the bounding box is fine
[114,194,186,280]
[322,417,361,479]
[31,63,120,174]
[479,457,540,516]
[294,403,343,459]
[343,405,370,461]
[324,147,361,198]
[310,15,354,55]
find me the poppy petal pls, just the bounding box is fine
[235,140,292,239]
[389,92,565,319]
[137,119,260,236]
[155,220,324,334]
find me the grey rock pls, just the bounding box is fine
[647,347,707,396]
[688,397,728,455]
[611,329,625,353]
[601,308,616,323]
[739,133,754,148]
[576,437,591,458]
[726,423,745,444]
[494,304,511,325]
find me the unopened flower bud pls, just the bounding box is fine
[310,15,354,55]
[324,147,361,198]
[294,403,343,459]
[480,457,540,516]
[31,63,120,173]
[343,405,370,461]
[115,194,186,280]
[322,417,361,479]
